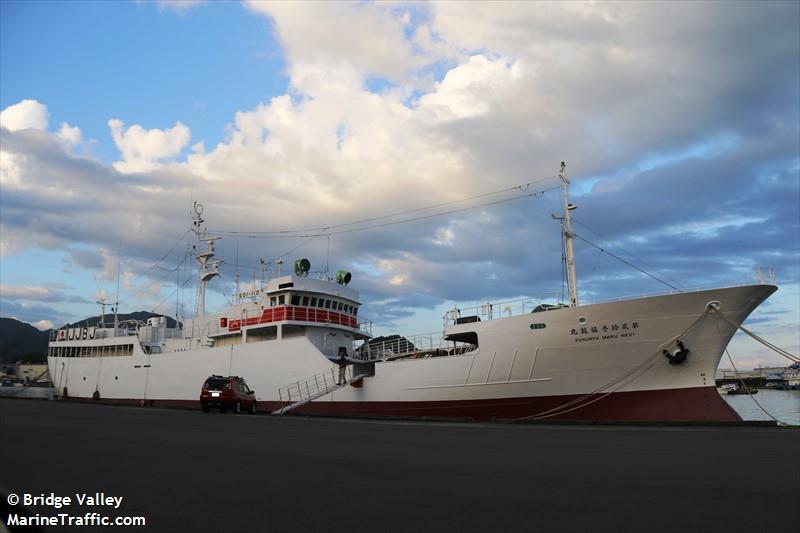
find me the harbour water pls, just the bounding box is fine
[723,389,800,425]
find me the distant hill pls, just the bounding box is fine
[0,312,177,363]
[0,317,50,363]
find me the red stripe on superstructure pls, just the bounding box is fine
[227,305,360,332]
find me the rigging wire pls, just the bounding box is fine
[712,308,799,363]
[110,229,192,309]
[202,184,559,275]
[571,217,685,290]
[118,255,190,307]
[724,348,791,426]
[516,311,710,420]
[150,272,197,315]
[211,186,559,241]
[571,232,682,291]
[209,175,560,237]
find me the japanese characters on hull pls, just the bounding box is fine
[570,321,640,343]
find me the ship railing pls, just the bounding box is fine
[443,293,565,327]
[136,327,184,343]
[201,309,371,337]
[584,282,771,305]
[351,332,478,362]
[442,281,773,327]
[274,366,357,414]
[357,318,373,337]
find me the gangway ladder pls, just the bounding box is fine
[272,365,366,416]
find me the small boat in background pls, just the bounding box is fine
[726,385,759,395]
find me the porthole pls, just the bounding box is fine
[115,376,119,380]
[530,323,546,330]
[83,377,86,381]
[578,316,588,325]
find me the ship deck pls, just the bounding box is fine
[2,399,798,533]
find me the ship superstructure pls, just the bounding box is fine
[47,166,777,421]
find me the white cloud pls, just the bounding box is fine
[1,285,51,300]
[155,0,207,13]
[417,55,520,121]
[0,149,26,189]
[0,284,69,302]
[0,99,49,132]
[0,2,797,345]
[108,119,191,173]
[245,1,425,86]
[57,123,83,147]
[32,319,54,331]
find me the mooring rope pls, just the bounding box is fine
[516,310,711,421]
[723,348,791,426]
[710,308,799,363]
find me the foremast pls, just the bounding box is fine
[191,202,222,316]
[557,162,579,307]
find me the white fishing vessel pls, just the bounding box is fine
[47,165,776,421]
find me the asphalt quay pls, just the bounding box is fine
[1,399,798,533]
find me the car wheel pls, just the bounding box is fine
[250,401,257,414]
[201,403,210,413]
[234,400,241,414]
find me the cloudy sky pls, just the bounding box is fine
[1,1,798,368]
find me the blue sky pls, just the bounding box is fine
[1,1,798,368]
[1,1,286,163]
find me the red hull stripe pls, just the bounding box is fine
[63,386,740,422]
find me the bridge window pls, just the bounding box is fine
[337,302,344,311]
[302,296,309,306]
[310,297,317,307]
[291,294,301,306]
[324,299,331,309]
[317,299,325,308]
[246,325,277,342]
[270,297,277,307]
[282,325,306,338]
[278,295,285,305]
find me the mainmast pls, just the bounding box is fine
[558,162,579,307]
[191,202,222,316]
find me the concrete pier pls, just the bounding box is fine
[1,399,798,532]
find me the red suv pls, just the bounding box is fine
[200,375,257,414]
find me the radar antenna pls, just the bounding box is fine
[191,202,222,316]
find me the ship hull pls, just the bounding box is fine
[50,386,739,422]
[292,385,741,421]
[47,284,776,422]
